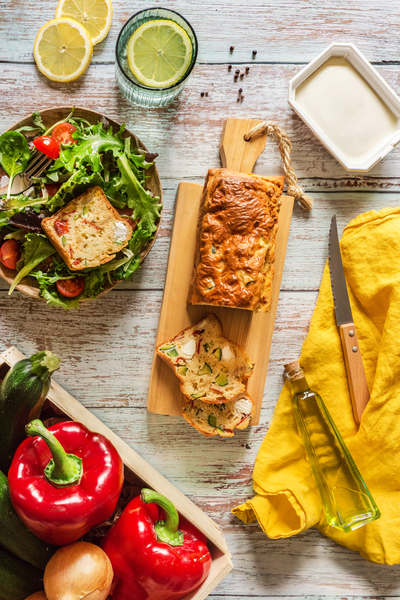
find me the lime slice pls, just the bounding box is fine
[127,19,193,88]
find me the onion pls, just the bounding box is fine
[25,593,47,600]
[44,542,113,600]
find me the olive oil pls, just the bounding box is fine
[285,360,380,533]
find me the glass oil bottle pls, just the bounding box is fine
[284,360,380,533]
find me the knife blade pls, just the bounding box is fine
[329,215,369,424]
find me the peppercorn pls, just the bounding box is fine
[238,88,243,94]
[230,46,234,52]
[205,91,208,97]
[228,64,232,71]
[252,50,257,57]
[245,66,250,73]
[200,92,204,97]
[234,75,238,82]
[241,94,245,101]
[235,69,240,75]
[240,73,244,79]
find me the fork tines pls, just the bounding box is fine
[25,152,51,179]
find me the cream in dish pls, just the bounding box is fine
[295,57,399,165]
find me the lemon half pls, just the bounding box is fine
[55,0,113,46]
[33,18,93,82]
[127,20,193,88]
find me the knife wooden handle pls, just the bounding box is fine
[339,323,370,424]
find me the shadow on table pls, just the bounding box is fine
[228,518,400,596]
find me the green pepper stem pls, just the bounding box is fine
[30,351,61,381]
[141,489,184,547]
[25,420,82,487]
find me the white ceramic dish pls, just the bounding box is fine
[288,43,400,172]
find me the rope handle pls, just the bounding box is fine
[244,121,313,211]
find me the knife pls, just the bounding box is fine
[329,215,369,424]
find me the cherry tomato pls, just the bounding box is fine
[0,240,21,270]
[54,219,69,236]
[45,183,61,197]
[33,136,60,160]
[51,122,77,146]
[56,277,85,298]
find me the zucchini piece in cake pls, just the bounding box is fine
[182,392,255,437]
[41,186,133,270]
[156,314,255,404]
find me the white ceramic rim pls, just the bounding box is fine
[288,42,400,172]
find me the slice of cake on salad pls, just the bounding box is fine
[41,186,132,270]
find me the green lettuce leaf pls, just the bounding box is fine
[0,132,31,199]
[117,154,162,233]
[40,286,80,310]
[113,254,141,281]
[55,122,125,173]
[48,169,104,212]
[9,233,56,295]
[0,194,46,211]
[84,270,105,298]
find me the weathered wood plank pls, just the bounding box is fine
[1,190,399,294]
[0,289,316,409]
[1,64,400,186]
[1,0,400,65]
[86,408,400,597]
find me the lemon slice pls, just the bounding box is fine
[127,20,193,88]
[33,18,93,82]
[55,0,113,46]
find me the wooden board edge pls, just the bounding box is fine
[251,194,294,425]
[184,553,233,600]
[147,182,202,417]
[0,346,231,559]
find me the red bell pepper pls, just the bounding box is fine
[8,419,124,546]
[101,488,212,600]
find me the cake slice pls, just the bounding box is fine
[156,314,255,404]
[41,186,133,270]
[182,392,255,437]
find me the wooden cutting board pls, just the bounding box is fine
[147,119,294,426]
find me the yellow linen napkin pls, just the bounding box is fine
[233,206,400,564]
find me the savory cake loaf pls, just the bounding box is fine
[156,314,255,405]
[187,168,284,312]
[182,392,255,438]
[41,186,133,270]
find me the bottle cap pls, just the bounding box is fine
[284,360,300,373]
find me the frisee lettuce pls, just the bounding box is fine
[9,233,56,295]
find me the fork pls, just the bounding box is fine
[0,150,52,197]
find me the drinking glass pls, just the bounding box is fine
[115,7,198,108]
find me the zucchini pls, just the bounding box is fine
[166,348,178,358]
[0,545,44,600]
[213,348,222,360]
[160,345,178,358]
[215,372,228,386]
[191,390,206,399]
[208,415,217,427]
[159,343,175,351]
[199,363,212,375]
[0,470,57,569]
[0,351,61,473]
[177,365,187,376]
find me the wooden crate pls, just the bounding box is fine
[0,347,233,600]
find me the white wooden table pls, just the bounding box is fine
[1,1,400,597]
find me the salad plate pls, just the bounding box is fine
[0,106,162,307]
